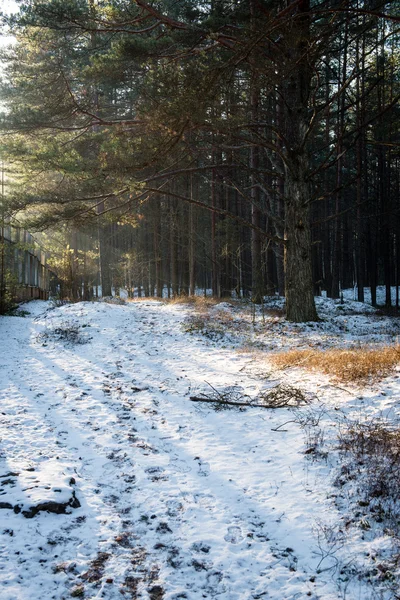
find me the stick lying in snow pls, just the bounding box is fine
[190,382,310,409]
[189,396,271,409]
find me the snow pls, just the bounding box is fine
[0,295,399,599]
[342,285,399,306]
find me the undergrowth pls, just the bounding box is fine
[333,419,400,592]
[337,420,400,506]
[182,312,227,341]
[182,301,251,343]
[37,320,91,345]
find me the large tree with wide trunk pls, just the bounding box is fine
[280,0,318,321]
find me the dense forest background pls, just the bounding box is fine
[0,0,399,320]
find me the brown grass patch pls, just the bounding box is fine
[270,345,400,382]
[168,295,220,310]
[128,296,167,303]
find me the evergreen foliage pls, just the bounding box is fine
[0,0,399,317]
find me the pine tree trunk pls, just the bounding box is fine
[284,154,318,321]
[211,165,219,297]
[249,0,263,303]
[282,0,318,322]
[275,88,285,296]
[98,205,112,297]
[169,197,179,296]
[189,177,196,296]
[153,201,163,298]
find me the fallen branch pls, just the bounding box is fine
[189,396,269,409]
[271,420,297,431]
[258,384,309,408]
[190,382,310,410]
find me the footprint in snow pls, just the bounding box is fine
[224,526,244,544]
[193,494,215,510]
[166,500,184,517]
[145,466,168,481]
[195,458,210,477]
[145,466,165,475]
[169,459,192,474]
[191,542,211,554]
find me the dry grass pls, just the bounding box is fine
[270,345,400,382]
[126,295,217,307]
[128,296,167,303]
[168,295,220,310]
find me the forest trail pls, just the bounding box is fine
[0,299,388,599]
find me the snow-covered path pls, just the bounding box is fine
[0,300,374,599]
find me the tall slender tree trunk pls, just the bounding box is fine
[189,176,196,296]
[249,0,263,303]
[0,175,6,314]
[98,206,112,297]
[355,26,365,303]
[275,89,286,296]
[169,197,179,296]
[153,201,163,298]
[211,163,219,297]
[331,18,348,299]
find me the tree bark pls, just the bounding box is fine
[189,177,196,296]
[98,204,112,297]
[249,0,263,303]
[284,155,318,321]
[283,0,318,322]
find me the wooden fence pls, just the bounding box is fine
[0,221,51,303]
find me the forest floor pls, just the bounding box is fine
[1,292,400,600]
